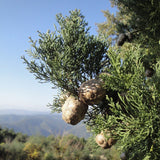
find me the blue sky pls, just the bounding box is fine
[0,0,116,112]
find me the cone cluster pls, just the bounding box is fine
[61,78,117,149]
[62,78,106,125]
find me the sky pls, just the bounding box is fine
[0,0,116,112]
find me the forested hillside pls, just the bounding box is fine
[0,114,91,138]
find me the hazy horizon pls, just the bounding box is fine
[0,104,51,112]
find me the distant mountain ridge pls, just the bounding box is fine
[0,109,50,115]
[0,110,91,138]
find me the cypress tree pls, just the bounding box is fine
[22,2,160,159]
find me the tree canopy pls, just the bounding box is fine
[22,1,160,159]
[22,9,109,112]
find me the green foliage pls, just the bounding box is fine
[0,127,27,160]
[91,43,160,159]
[22,9,109,112]
[95,1,160,159]
[0,127,120,160]
[14,132,28,143]
[98,0,160,55]
[102,44,145,92]
[21,2,160,159]
[111,0,160,40]
[0,127,17,143]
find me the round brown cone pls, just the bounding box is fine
[79,79,106,105]
[62,96,88,125]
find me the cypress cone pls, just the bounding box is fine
[95,132,108,149]
[79,79,106,105]
[62,96,88,125]
[96,131,116,149]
